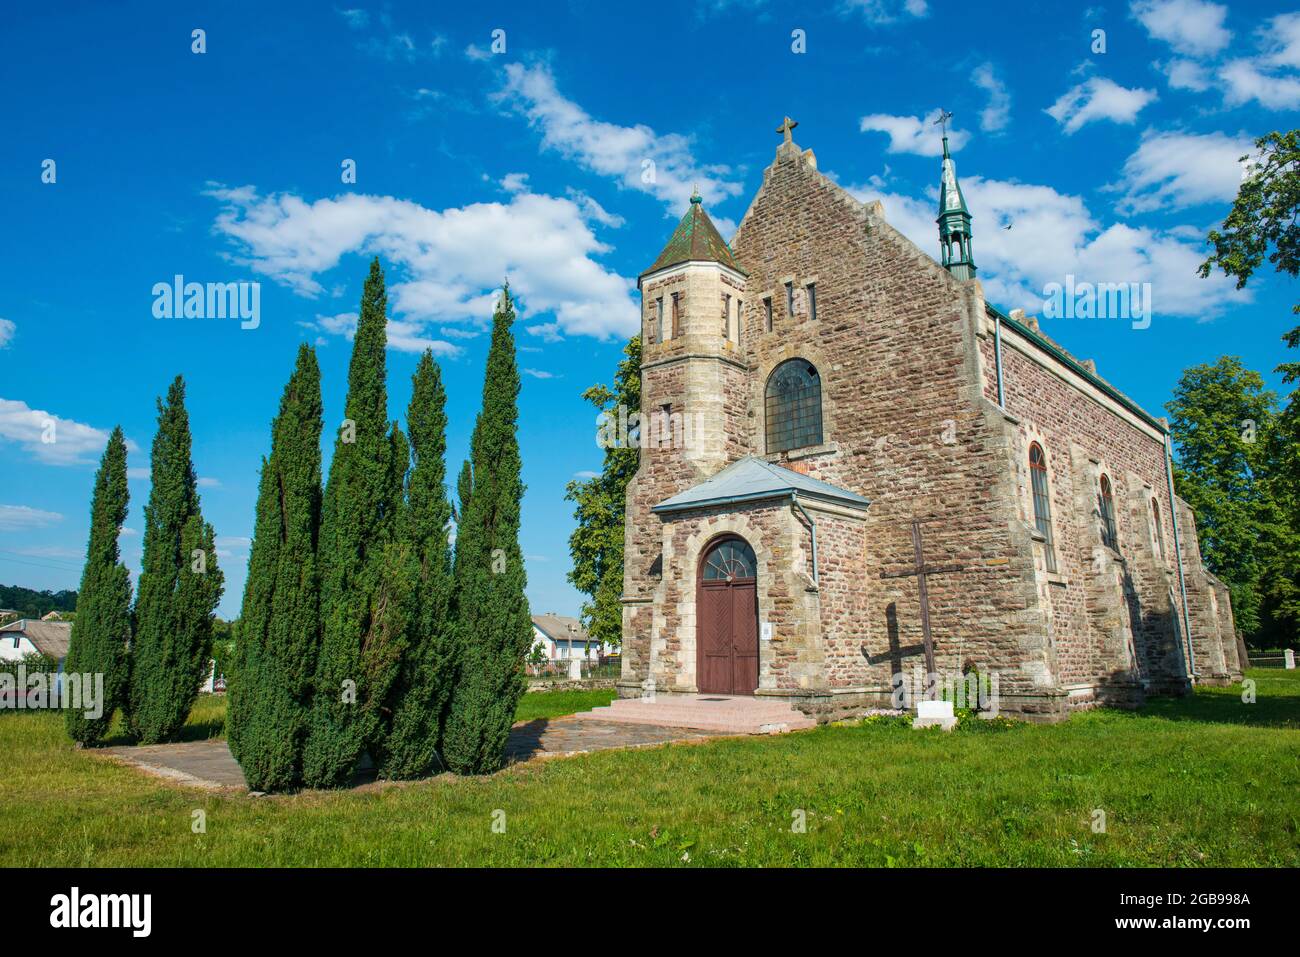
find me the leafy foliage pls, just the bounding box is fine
[64,427,133,745]
[564,335,640,650]
[1197,128,1300,648]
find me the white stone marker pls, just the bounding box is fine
[568,657,584,680]
[1285,648,1295,670]
[913,698,957,731]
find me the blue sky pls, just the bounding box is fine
[1,0,1297,619]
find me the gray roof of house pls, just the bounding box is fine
[0,619,72,658]
[531,614,589,642]
[652,456,871,514]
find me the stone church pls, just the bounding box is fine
[617,118,1241,722]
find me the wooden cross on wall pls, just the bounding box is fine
[776,115,798,143]
[878,519,968,675]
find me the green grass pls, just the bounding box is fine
[2,674,1297,866]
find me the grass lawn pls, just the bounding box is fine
[1,673,1297,867]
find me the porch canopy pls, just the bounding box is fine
[651,455,870,514]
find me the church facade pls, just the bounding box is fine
[617,119,1241,722]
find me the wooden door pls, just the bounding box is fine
[697,537,759,695]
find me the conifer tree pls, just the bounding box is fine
[303,258,396,788]
[381,351,457,778]
[127,377,224,744]
[65,427,133,745]
[442,286,532,775]
[228,345,323,791]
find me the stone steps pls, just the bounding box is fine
[573,693,817,735]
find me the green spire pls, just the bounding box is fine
[641,191,745,279]
[935,111,976,280]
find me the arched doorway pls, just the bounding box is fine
[696,536,759,695]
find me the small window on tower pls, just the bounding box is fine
[722,293,731,337]
[671,292,681,338]
[764,296,773,332]
[807,283,817,322]
[736,300,743,347]
[785,281,794,315]
[655,296,664,343]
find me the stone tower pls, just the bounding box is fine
[936,115,976,281]
[618,187,749,692]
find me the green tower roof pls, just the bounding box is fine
[937,135,970,221]
[641,189,746,278]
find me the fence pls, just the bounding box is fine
[1246,653,1296,669]
[527,657,620,681]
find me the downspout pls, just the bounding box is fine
[1164,431,1196,678]
[993,310,1005,408]
[790,492,818,586]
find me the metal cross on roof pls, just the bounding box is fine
[933,109,954,138]
[776,115,798,143]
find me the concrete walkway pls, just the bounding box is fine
[98,715,727,792]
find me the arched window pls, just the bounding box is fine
[765,360,823,454]
[1151,497,1166,561]
[1028,443,1057,573]
[701,538,756,581]
[1099,474,1118,550]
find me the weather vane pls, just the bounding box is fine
[934,109,953,138]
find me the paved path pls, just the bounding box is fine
[99,715,727,792]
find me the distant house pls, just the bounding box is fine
[530,613,611,661]
[0,609,19,626]
[40,610,67,621]
[0,618,72,676]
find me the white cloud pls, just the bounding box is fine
[1046,77,1157,134]
[0,398,138,467]
[206,185,639,341]
[1112,130,1253,213]
[0,505,63,532]
[1219,58,1300,110]
[497,62,743,220]
[1160,58,1212,91]
[859,109,969,156]
[464,43,492,62]
[335,8,369,30]
[303,311,459,356]
[850,174,1246,321]
[840,0,929,23]
[1131,0,1231,57]
[127,467,149,481]
[1260,12,1300,69]
[197,477,221,489]
[522,368,557,379]
[972,63,1011,132]
[0,318,14,348]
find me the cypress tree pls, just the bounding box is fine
[303,258,396,788]
[380,351,456,778]
[127,376,224,744]
[442,286,532,775]
[359,422,416,757]
[228,345,323,791]
[64,427,133,746]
